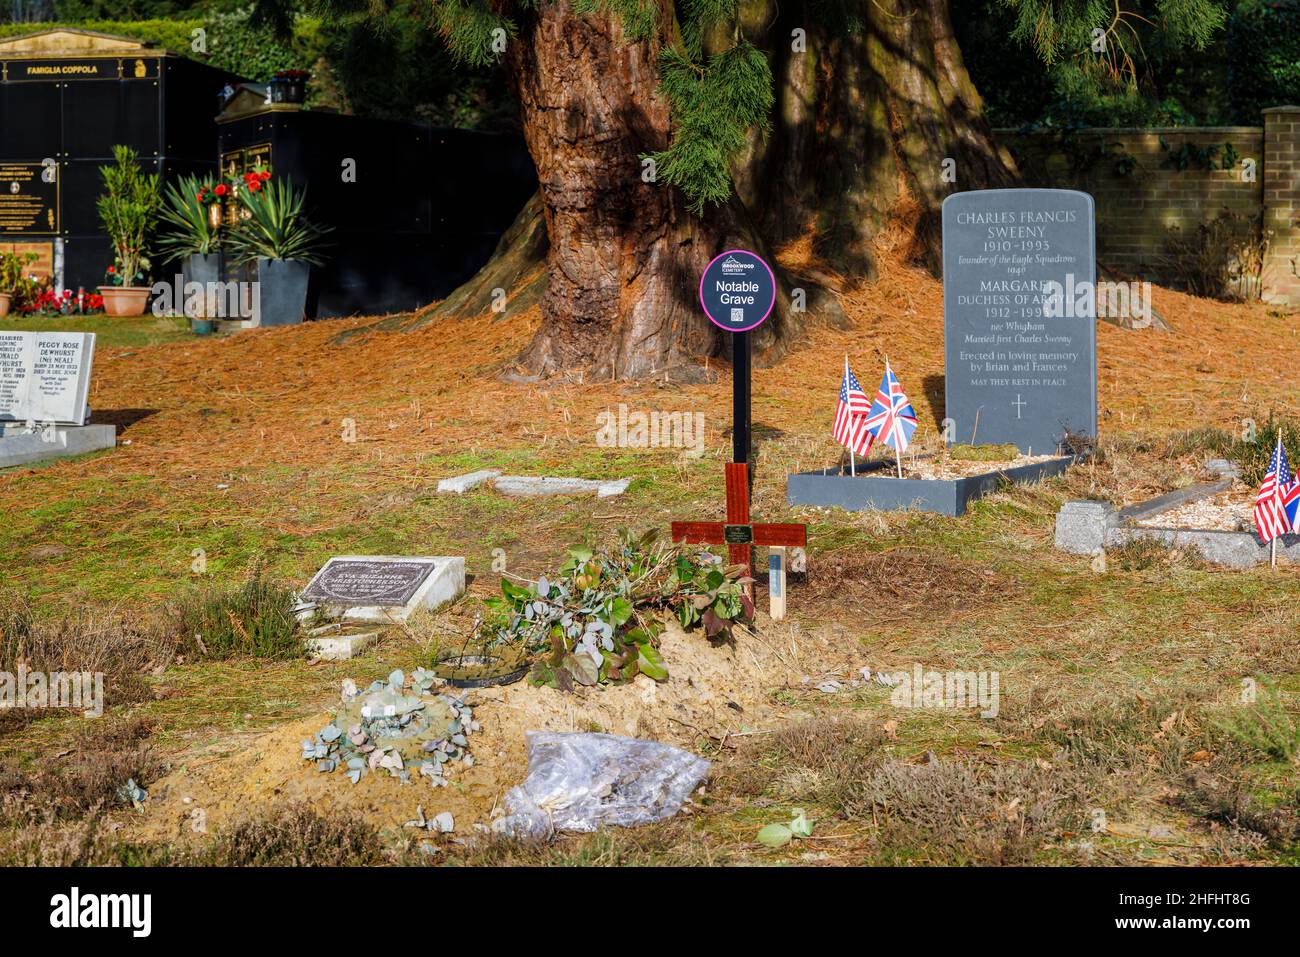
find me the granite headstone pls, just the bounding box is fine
[942,188,1097,453]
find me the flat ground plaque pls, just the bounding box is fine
[301,555,466,622]
[942,188,1097,454]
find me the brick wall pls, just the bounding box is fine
[0,240,54,279]
[996,112,1300,303]
[1262,107,1300,305]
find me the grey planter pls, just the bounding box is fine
[254,258,311,327]
[787,455,1078,517]
[182,253,222,318]
[184,252,221,287]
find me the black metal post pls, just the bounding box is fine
[732,330,751,471]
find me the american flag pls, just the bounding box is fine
[1253,437,1299,543]
[833,363,873,455]
[863,359,918,453]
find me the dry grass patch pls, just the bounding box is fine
[794,547,1015,623]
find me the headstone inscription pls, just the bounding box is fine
[942,189,1098,454]
[0,330,95,425]
[300,555,466,623]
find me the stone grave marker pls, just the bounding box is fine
[0,330,115,469]
[942,188,1098,454]
[0,330,95,425]
[301,555,466,623]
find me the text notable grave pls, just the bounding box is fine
[301,556,466,622]
[942,189,1097,453]
[0,331,95,425]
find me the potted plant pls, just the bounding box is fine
[268,69,309,105]
[158,173,225,324]
[225,171,329,327]
[0,250,36,317]
[95,145,161,317]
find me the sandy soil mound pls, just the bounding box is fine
[132,615,860,842]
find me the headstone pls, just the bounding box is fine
[0,330,95,425]
[300,555,465,623]
[942,189,1097,453]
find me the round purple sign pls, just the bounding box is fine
[699,249,776,333]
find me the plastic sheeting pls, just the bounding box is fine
[496,731,710,839]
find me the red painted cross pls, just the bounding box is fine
[671,463,807,597]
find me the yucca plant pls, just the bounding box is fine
[95,145,161,286]
[157,174,222,259]
[225,175,330,266]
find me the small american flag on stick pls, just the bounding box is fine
[833,357,873,463]
[1253,434,1299,559]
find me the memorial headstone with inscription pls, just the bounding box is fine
[941,188,1098,454]
[300,555,466,624]
[0,329,115,469]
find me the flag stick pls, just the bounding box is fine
[845,355,856,477]
[895,443,903,479]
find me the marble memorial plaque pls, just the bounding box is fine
[0,330,94,425]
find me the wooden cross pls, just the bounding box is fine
[671,463,806,609]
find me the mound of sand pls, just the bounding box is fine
[131,615,860,842]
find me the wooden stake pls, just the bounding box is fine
[769,546,787,620]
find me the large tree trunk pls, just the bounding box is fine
[504,0,733,380]
[445,0,1018,379]
[739,0,1019,277]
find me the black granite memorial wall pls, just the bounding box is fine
[0,31,246,292]
[217,105,536,318]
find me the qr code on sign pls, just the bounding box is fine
[730,308,744,322]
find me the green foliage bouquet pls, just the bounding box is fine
[473,528,753,691]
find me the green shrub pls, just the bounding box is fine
[1232,415,1300,486]
[169,565,305,660]
[1228,0,1300,123]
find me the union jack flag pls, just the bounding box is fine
[1253,437,1299,543]
[863,359,918,453]
[833,363,873,455]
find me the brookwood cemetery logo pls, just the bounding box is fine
[720,255,752,276]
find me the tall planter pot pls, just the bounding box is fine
[254,258,310,327]
[183,253,223,318]
[0,293,10,317]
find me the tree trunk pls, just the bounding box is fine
[506,0,743,380]
[740,0,1019,277]
[448,0,1018,379]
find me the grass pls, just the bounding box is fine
[0,288,1298,865]
[166,564,306,660]
[1,313,191,348]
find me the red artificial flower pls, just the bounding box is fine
[215,184,229,196]
[196,191,205,201]
[107,266,116,274]
[259,171,271,181]
[248,180,262,192]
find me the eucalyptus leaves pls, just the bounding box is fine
[478,529,754,691]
